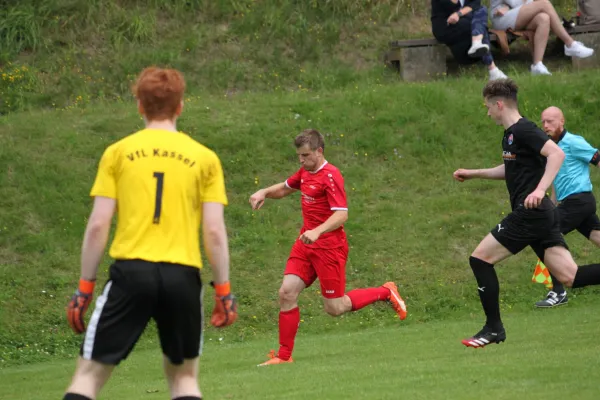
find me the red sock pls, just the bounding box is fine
[277,307,300,360]
[347,287,390,311]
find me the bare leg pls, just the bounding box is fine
[323,295,353,316]
[65,358,114,399]
[515,0,574,46]
[279,274,305,311]
[589,230,600,247]
[542,246,578,287]
[163,357,202,399]
[472,233,513,264]
[526,12,550,64]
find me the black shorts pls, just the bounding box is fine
[491,200,568,259]
[558,192,600,239]
[80,259,204,366]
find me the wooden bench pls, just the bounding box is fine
[385,23,600,81]
[384,31,517,81]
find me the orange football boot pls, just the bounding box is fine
[383,282,408,320]
[257,350,294,366]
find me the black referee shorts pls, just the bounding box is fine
[80,259,204,366]
[558,192,600,239]
[491,199,568,259]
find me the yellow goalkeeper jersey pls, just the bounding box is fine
[90,128,228,268]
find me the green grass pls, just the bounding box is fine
[0,0,579,113]
[2,302,600,399]
[3,70,600,368]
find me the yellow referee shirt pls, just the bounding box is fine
[90,128,228,268]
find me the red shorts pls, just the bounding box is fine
[284,240,348,299]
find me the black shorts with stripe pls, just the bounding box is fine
[491,198,568,259]
[558,192,600,239]
[80,259,204,366]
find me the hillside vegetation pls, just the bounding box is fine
[0,0,577,114]
[2,70,600,367]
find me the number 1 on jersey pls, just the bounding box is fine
[153,172,165,224]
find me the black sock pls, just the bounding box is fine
[63,394,92,400]
[572,264,600,288]
[469,256,503,331]
[549,272,565,294]
[173,397,202,400]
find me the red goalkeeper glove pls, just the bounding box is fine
[210,281,238,328]
[67,278,95,334]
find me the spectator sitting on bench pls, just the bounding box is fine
[491,0,594,75]
[432,0,508,80]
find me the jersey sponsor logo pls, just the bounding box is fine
[325,290,335,294]
[502,151,516,161]
[302,193,316,203]
[508,134,514,145]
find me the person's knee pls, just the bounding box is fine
[589,230,600,246]
[536,12,551,25]
[474,6,488,17]
[278,285,300,307]
[323,301,344,317]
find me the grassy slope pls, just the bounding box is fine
[2,304,600,399]
[2,71,600,367]
[0,0,577,113]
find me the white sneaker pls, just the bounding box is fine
[531,62,552,75]
[468,41,490,58]
[564,41,594,58]
[489,67,508,81]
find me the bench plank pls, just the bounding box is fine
[569,23,600,34]
[390,33,499,48]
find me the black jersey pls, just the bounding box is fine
[502,118,551,210]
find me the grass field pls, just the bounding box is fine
[3,70,600,369]
[2,302,600,399]
[3,2,600,395]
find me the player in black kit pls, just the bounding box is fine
[453,79,600,348]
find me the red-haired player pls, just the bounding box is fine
[250,129,407,366]
[63,67,237,400]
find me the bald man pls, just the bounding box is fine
[534,106,600,307]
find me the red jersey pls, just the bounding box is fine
[285,161,348,248]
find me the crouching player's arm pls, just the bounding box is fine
[249,181,296,210]
[203,202,238,328]
[299,211,348,245]
[67,196,116,334]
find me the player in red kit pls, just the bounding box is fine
[249,129,407,366]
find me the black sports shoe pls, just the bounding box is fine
[535,291,568,308]
[462,326,506,348]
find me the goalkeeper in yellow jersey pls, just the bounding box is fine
[63,67,237,400]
